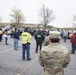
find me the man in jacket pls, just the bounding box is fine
[70,32,76,54]
[13,28,20,50]
[35,30,44,53]
[0,28,2,42]
[22,28,32,61]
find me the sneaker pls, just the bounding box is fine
[14,48,18,50]
[22,58,25,61]
[27,58,31,61]
[70,52,75,54]
[35,52,38,53]
[23,59,25,61]
[35,51,38,53]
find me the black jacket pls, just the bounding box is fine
[35,31,44,43]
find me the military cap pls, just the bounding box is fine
[49,31,60,39]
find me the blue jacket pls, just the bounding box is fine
[13,31,19,39]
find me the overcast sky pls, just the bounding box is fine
[0,0,76,28]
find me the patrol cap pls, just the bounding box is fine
[49,31,60,39]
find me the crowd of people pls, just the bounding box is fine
[0,27,76,75]
[0,27,76,54]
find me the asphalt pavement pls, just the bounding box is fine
[0,37,76,75]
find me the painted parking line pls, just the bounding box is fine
[17,56,38,75]
[0,48,14,54]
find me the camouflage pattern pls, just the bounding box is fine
[43,31,61,46]
[39,43,70,75]
[49,31,61,39]
[43,36,51,46]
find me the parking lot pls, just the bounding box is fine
[0,37,76,75]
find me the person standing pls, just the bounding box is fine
[39,31,70,75]
[21,28,31,61]
[43,28,61,46]
[4,29,8,45]
[63,30,68,42]
[0,28,2,42]
[43,35,51,46]
[13,28,20,50]
[70,32,76,54]
[34,30,44,53]
[27,31,32,59]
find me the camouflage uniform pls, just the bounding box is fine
[39,31,70,75]
[43,36,51,46]
[43,30,61,46]
[43,28,57,46]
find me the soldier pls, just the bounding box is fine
[39,31,70,75]
[43,35,51,46]
[43,28,60,46]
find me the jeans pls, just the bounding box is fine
[63,36,67,42]
[14,39,18,50]
[5,37,8,45]
[22,44,30,60]
[72,44,76,53]
[26,44,30,59]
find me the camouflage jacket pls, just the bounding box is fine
[39,43,70,75]
[43,36,51,46]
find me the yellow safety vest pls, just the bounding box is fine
[22,32,28,44]
[0,30,2,35]
[27,33,32,43]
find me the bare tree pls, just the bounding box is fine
[10,7,25,27]
[72,15,76,28]
[38,4,55,30]
[0,16,2,23]
[0,16,2,28]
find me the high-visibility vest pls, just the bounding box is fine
[22,32,28,44]
[0,30,2,35]
[27,33,32,43]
